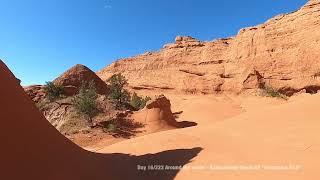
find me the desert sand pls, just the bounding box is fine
[2,57,320,179]
[99,93,320,179]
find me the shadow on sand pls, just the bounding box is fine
[176,121,198,128]
[98,117,145,139]
[88,147,203,180]
[173,111,198,128]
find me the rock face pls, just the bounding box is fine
[97,1,320,95]
[54,64,108,96]
[24,85,46,102]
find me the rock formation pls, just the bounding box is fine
[131,95,176,133]
[54,64,108,96]
[24,64,109,102]
[97,0,320,96]
[132,95,197,133]
[24,85,46,102]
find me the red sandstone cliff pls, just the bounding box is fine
[97,0,320,96]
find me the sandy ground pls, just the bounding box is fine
[2,59,319,179]
[97,93,320,179]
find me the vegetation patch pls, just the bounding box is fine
[72,81,99,124]
[107,73,131,109]
[261,86,288,100]
[104,123,118,133]
[130,92,151,111]
[43,82,64,102]
[102,118,144,138]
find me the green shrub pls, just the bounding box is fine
[72,81,98,124]
[104,123,118,133]
[107,73,131,109]
[130,92,151,111]
[262,86,288,100]
[109,88,130,109]
[43,82,64,102]
[107,73,128,89]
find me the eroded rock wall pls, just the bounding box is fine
[98,1,320,95]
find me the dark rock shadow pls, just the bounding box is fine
[90,147,203,180]
[176,121,198,128]
[172,111,198,128]
[173,111,184,118]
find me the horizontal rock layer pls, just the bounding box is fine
[97,1,320,95]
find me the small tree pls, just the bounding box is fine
[107,73,130,109]
[72,81,98,124]
[107,73,128,90]
[43,82,64,102]
[130,92,151,111]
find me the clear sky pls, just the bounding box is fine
[0,0,307,85]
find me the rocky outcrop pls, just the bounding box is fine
[24,64,109,102]
[97,0,320,95]
[132,95,177,131]
[24,85,46,102]
[242,70,265,89]
[133,95,197,130]
[163,36,205,49]
[54,64,108,96]
[144,95,177,127]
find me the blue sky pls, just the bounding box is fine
[0,0,307,85]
